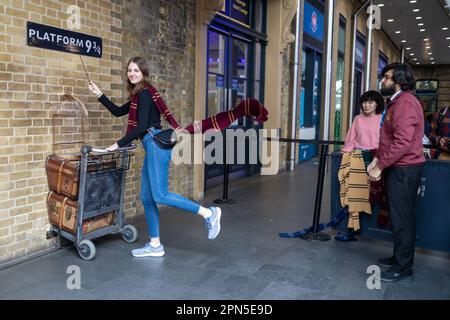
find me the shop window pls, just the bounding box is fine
[378,51,388,89]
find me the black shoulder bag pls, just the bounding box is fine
[151,128,178,149]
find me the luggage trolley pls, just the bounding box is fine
[47,144,138,260]
[45,94,138,260]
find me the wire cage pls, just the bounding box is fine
[51,94,89,155]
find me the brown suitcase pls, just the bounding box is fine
[45,153,116,200]
[46,154,80,200]
[46,191,115,234]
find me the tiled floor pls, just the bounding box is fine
[1,160,449,300]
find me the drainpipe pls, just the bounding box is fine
[322,0,335,142]
[349,0,371,128]
[289,0,301,171]
[365,0,373,91]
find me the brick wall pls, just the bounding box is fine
[0,0,124,264]
[0,0,200,265]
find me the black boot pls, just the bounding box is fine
[335,228,357,241]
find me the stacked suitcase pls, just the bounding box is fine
[45,154,116,237]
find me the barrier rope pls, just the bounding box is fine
[279,207,348,238]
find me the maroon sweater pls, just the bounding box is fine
[377,91,425,170]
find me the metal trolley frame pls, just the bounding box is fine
[47,144,138,260]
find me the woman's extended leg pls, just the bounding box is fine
[144,137,221,239]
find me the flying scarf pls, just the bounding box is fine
[127,85,268,135]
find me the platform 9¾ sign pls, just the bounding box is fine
[27,21,102,58]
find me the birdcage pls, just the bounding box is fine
[51,94,89,155]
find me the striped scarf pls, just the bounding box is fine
[338,150,372,231]
[127,86,269,135]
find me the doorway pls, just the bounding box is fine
[353,68,363,119]
[299,48,322,162]
[205,27,255,188]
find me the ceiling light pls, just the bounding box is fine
[428,52,433,55]
[423,38,429,41]
[387,19,394,22]
[443,27,449,30]
[409,0,417,3]
[413,58,418,61]
[401,40,407,43]
[378,4,384,7]
[413,9,420,12]
[418,23,424,26]
[446,37,450,40]
[406,47,411,50]
[416,16,422,19]
[430,57,434,60]
[420,29,426,32]
[410,53,415,56]
[448,45,450,48]
[416,62,420,65]
[426,46,431,49]
[431,62,435,64]
[395,30,401,34]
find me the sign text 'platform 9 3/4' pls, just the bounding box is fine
[27,21,102,58]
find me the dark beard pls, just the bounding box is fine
[380,86,396,97]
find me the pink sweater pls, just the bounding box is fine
[342,114,382,152]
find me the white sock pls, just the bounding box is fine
[149,238,161,247]
[197,206,212,218]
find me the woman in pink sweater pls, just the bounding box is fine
[336,90,384,241]
[342,90,384,153]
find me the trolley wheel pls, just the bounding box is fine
[122,225,138,243]
[77,240,96,261]
[45,226,59,239]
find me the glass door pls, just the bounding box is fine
[353,69,363,119]
[299,48,322,163]
[207,31,226,117]
[205,28,253,186]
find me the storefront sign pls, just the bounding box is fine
[303,1,324,42]
[415,80,438,95]
[27,21,102,58]
[220,0,250,27]
[230,0,250,26]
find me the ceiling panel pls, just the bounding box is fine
[375,0,450,65]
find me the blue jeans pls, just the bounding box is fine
[140,129,201,238]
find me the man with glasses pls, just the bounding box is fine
[367,63,425,283]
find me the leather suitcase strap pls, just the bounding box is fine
[60,196,69,230]
[55,159,78,197]
[56,161,65,194]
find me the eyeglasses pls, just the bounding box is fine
[382,74,393,81]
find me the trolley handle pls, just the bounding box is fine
[84,144,137,154]
[118,144,137,152]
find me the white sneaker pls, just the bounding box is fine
[205,207,222,240]
[131,242,165,257]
